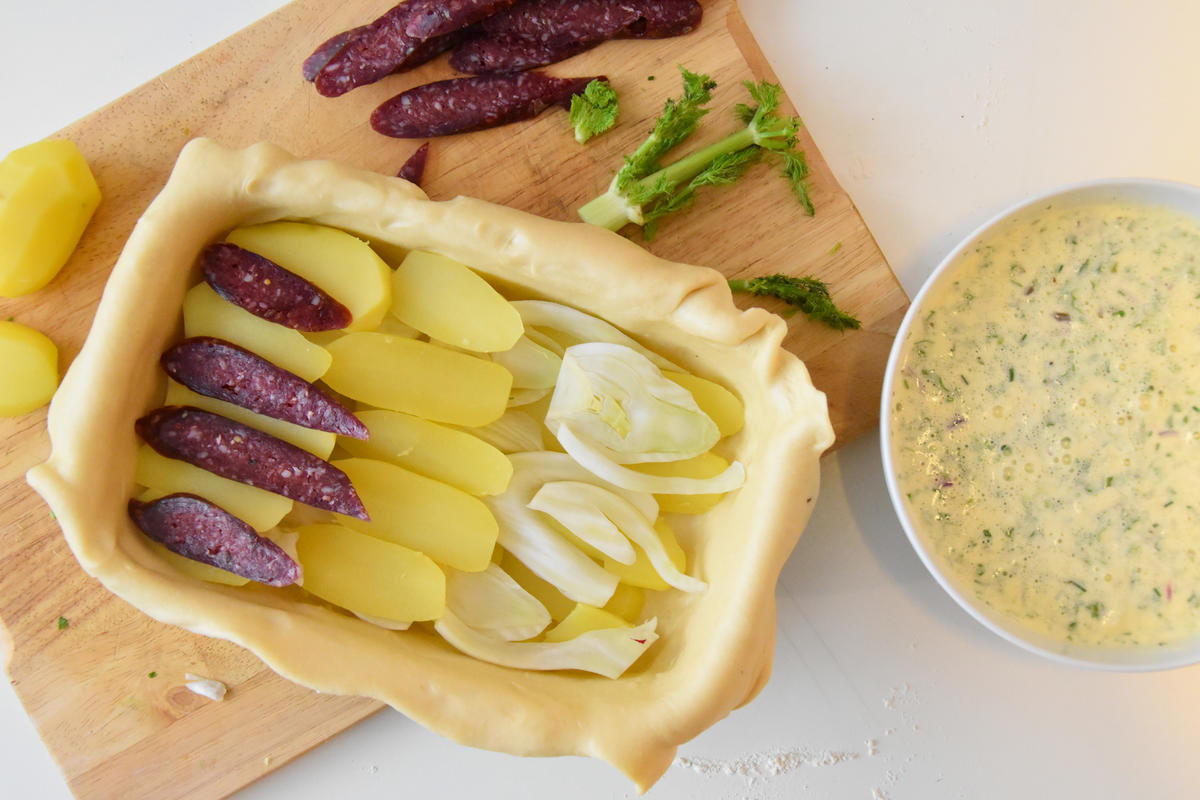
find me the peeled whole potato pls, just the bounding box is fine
[0,139,101,297]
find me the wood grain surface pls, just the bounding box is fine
[0,1,906,797]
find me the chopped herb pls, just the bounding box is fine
[148,671,158,678]
[1068,580,1087,593]
[829,241,843,255]
[57,616,69,630]
[647,75,655,81]
[727,274,861,330]
[1087,602,1102,619]
[1008,367,1015,382]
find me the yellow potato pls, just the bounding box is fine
[227,221,392,331]
[322,332,511,427]
[603,519,687,591]
[134,444,293,532]
[0,321,58,416]
[332,458,499,572]
[662,370,745,438]
[296,523,445,622]
[543,604,631,643]
[0,139,100,297]
[602,582,646,623]
[632,451,732,514]
[339,409,512,495]
[391,250,523,352]
[183,283,332,382]
[164,381,336,459]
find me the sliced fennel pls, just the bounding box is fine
[555,423,746,494]
[444,563,551,641]
[528,481,638,565]
[492,334,562,390]
[434,610,658,679]
[548,342,719,464]
[509,300,678,370]
[454,407,545,453]
[484,452,658,607]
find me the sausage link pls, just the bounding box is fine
[129,494,301,587]
[202,243,353,332]
[371,72,601,138]
[161,337,368,439]
[136,406,369,520]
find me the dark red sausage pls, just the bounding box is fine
[202,243,352,332]
[452,0,701,73]
[371,72,601,138]
[136,406,369,520]
[404,0,520,40]
[448,36,600,74]
[129,494,301,587]
[161,338,368,440]
[397,142,431,184]
[621,0,702,38]
[479,0,640,44]
[311,5,466,98]
[302,25,369,82]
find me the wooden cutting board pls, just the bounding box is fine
[0,1,907,797]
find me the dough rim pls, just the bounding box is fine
[26,139,834,791]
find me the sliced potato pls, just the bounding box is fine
[632,451,732,514]
[339,409,512,495]
[322,332,511,427]
[603,519,687,591]
[296,522,445,622]
[391,250,523,352]
[544,604,631,643]
[662,370,745,438]
[0,320,58,416]
[332,458,499,572]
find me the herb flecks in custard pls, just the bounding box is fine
[890,202,1200,648]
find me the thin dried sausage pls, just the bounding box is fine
[202,243,352,332]
[129,494,301,586]
[161,337,368,439]
[397,142,431,185]
[371,72,600,138]
[136,406,369,520]
[404,0,521,40]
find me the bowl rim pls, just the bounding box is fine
[879,176,1200,672]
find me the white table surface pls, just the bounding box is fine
[3,1,1200,797]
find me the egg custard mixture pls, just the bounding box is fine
[890,200,1200,647]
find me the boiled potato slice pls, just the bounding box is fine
[226,221,391,331]
[390,250,523,352]
[603,519,687,591]
[332,458,499,572]
[0,321,58,415]
[134,445,293,532]
[662,370,744,438]
[296,523,445,622]
[164,381,336,459]
[183,283,331,382]
[322,332,511,427]
[632,451,732,514]
[339,409,512,495]
[602,582,646,623]
[0,139,100,297]
[543,604,631,642]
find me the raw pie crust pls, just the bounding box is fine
[27,139,834,790]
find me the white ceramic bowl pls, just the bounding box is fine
[880,178,1200,671]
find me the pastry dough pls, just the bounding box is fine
[27,139,834,790]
